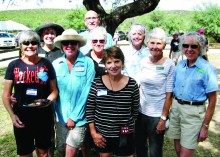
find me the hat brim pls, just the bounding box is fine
[35,23,65,37]
[54,35,86,49]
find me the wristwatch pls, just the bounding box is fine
[160,116,167,121]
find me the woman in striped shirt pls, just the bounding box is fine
[135,28,175,157]
[86,46,140,157]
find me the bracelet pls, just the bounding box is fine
[203,124,209,129]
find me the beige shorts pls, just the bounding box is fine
[172,51,181,63]
[56,121,87,152]
[166,99,206,149]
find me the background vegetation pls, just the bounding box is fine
[0,3,220,42]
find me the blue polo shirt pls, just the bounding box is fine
[52,52,95,127]
[173,56,219,102]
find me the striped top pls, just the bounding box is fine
[139,57,175,117]
[86,76,140,137]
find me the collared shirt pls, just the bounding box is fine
[122,45,150,84]
[52,52,95,127]
[79,30,115,54]
[38,46,63,62]
[173,56,219,102]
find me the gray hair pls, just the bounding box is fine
[19,30,40,46]
[90,26,107,40]
[146,27,167,44]
[179,31,206,56]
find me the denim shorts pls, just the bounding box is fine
[56,121,87,152]
[166,99,206,149]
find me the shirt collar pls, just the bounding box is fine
[182,56,204,68]
[130,45,146,55]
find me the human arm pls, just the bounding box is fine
[89,122,106,148]
[156,92,173,134]
[197,91,217,142]
[132,81,140,120]
[69,58,95,124]
[2,80,24,128]
[47,79,58,103]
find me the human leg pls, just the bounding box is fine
[56,121,69,157]
[65,125,87,157]
[135,113,149,157]
[148,117,164,157]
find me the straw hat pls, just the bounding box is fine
[35,23,64,37]
[54,29,87,49]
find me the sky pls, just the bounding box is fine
[0,0,220,11]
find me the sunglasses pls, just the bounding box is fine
[92,39,105,44]
[182,44,199,49]
[22,41,39,46]
[61,41,78,46]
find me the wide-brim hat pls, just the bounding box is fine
[54,29,87,49]
[35,23,65,37]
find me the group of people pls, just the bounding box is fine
[2,9,219,157]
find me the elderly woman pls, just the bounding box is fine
[85,26,108,77]
[86,46,140,157]
[166,32,219,157]
[2,30,58,157]
[135,28,175,157]
[52,29,95,157]
[122,23,150,84]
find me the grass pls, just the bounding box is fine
[0,53,219,157]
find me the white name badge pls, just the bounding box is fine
[38,54,46,58]
[98,64,105,67]
[75,66,85,72]
[97,89,107,96]
[26,88,37,96]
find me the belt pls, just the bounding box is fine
[174,96,204,106]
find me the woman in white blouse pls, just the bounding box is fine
[135,27,175,157]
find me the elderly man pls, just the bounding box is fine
[79,10,115,54]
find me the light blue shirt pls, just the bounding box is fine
[79,30,115,54]
[122,45,150,84]
[173,56,219,102]
[52,52,95,127]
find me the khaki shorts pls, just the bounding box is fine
[56,121,87,152]
[172,51,181,63]
[166,99,206,149]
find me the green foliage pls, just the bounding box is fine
[65,8,87,30]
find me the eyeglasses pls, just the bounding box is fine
[22,41,39,46]
[61,41,78,46]
[92,39,105,44]
[182,44,199,49]
[85,17,99,20]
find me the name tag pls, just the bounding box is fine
[38,54,46,58]
[156,66,164,70]
[98,63,105,68]
[97,89,107,96]
[26,88,37,96]
[75,66,85,72]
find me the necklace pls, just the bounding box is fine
[108,74,124,91]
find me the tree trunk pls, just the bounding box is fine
[83,0,160,36]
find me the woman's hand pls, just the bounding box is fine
[11,114,25,128]
[66,118,75,129]
[197,125,209,142]
[156,119,166,134]
[92,132,106,148]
